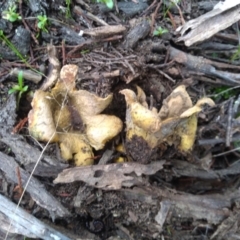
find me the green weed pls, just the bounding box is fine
[37,15,48,32]
[8,71,28,108]
[2,4,21,22]
[153,26,168,36]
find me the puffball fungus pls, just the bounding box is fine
[120,85,215,161]
[28,64,123,166]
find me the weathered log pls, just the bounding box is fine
[0,194,71,240]
[0,152,70,220]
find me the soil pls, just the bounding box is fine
[1,0,240,240]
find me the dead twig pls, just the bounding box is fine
[1,61,38,69]
[170,0,185,25]
[13,167,23,199]
[112,47,135,75]
[141,0,157,16]
[167,11,177,30]
[145,60,175,69]
[80,25,126,38]
[169,47,240,86]
[74,6,109,26]
[146,65,175,83]
[12,117,28,134]
[67,40,93,57]
[62,40,66,66]
[226,98,234,147]
[150,0,162,35]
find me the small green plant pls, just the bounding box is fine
[65,0,72,18]
[96,0,114,9]
[231,45,240,62]
[8,71,28,108]
[153,26,168,36]
[2,4,22,22]
[37,15,48,32]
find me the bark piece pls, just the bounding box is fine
[177,1,240,46]
[0,151,70,219]
[123,20,150,49]
[54,161,165,190]
[154,200,171,231]
[82,25,126,38]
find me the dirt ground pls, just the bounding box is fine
[1,0,240,239]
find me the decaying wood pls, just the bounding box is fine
[0,152,70,220]
[168,46,240,86]
[147,185,231,225]
[121,187,157,205]
[171,159,240,180]
[123,20,150,49]
[0,194,71,240]
[0,94,17,134]
[1,135,67,177]
[54,161,165,190]
[120,184,235,227]
[154,200,171,231]
[177,1,240,46]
